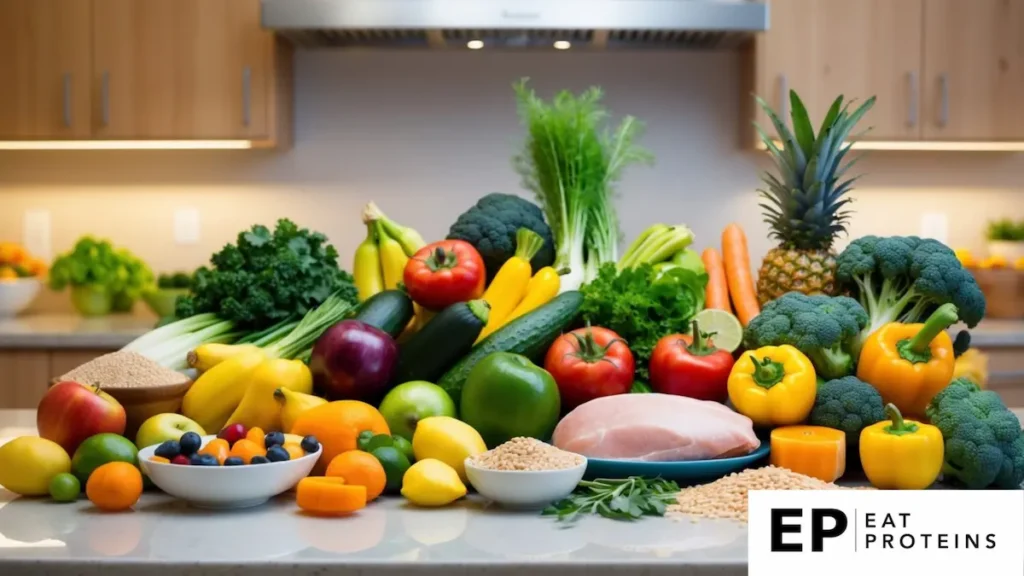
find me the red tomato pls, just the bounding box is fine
[649,327,734,402]
[544,327,634,409]
[404,240,485,310]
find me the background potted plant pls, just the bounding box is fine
[48,237,154,316]
[986,218,1024,262]
[142,271,193,320]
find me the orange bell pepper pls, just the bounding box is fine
[856,303,958,419]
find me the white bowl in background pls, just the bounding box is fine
[0,278,40,318]
[139,435,321,510]
[464,457,587,510]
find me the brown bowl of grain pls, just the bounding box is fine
[55,350,194,441]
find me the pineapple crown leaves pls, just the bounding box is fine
[753,90,876,251]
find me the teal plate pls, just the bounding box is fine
[583,443,771,485]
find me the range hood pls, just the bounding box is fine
[261,0,769,50]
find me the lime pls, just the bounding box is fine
[391,435,415,463]
[363,434,394,453]
[691,309,744,353]
[48,472,80,502]
[356,430,376,452]
[71,433,138,485]
[370,446,411,493]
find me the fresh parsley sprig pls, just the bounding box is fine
[543,477,680,523]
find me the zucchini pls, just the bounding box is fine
[394,300,490,384]
[353,290,414,338]
[438,291,582,404]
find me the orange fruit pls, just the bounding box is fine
[86,462,143,512]
[199,438,230,464]
[325,451,387,501]
[149,456,170,464]
[246,427,266,446]
[296,477,366,515]
[291,401,389,475]
[282,442,305,461]
[229,439,266,464]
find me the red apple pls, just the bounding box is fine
[37,381,127,455]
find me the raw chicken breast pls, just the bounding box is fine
[552,393,760,461]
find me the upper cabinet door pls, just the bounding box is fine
[92,0,270,139]
[923,0,1024,140]
[0,0,92,139]
[753,0,923,141]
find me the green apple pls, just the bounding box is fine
[135,413,206,450]
[378,381,456,441]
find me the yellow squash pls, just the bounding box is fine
[501,266,561,325]
[225,358,314,432]
[182,350,267,433]
[857,303,959,419]
[859,403,944,490]
[727,344,817,427]
[476,229,545,342]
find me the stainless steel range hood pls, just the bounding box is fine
[261,0,769,50]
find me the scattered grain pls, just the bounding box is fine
[59,351,186,389]
[470,437,585,471]
[667,466,870,523]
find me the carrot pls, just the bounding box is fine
[701,248,732,312]
[296,477,367,516]
[721,224,760,326]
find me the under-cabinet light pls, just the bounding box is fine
[553,40,571,50]
[467,40,484,50]
[0,140,254,150]
[757,140,1024,152]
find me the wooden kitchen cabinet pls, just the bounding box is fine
[0,0,93,139]
[0,0,291,146]
[0,349,114,409]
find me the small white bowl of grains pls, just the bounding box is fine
[464,437,587,510]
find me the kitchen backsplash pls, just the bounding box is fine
[1,51,1023,306]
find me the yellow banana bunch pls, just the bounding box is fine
[225,358,313,432]
[188,343,260,374]
[355,202,427,299]
[354,221,385,301]
[377,221,408,290]
[274,387,328,433]
[181,350,267,433]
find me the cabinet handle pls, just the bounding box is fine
[62,73,72,128]
[242,67,251,127]
[938,73,949,128]
[779,74,789,121]
[906,71,918,128]
[101,72,110,127]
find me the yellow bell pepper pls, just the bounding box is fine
[727,345,817,427]
[859,403,944,490]
[857,303,958,419]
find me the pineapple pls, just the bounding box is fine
[753,90,876,305]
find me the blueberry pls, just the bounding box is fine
[154,440,181,459]
[264,431,285,449]
[250,456,270,464]
[179,432,202,456]
[190,453,219,466]
[223,457,244,466]
[266,445,290,462]
[300,435,320,454]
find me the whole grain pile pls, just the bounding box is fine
[59,350,187,389]
[668,466,870,523]
[470,437,585,471]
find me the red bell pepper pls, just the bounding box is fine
[649,320,734,402]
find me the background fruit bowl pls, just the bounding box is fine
[0,278,41,318]
[139,435,321,509]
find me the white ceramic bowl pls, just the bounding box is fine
[139,435,322,510]
[0,278,40,318]
[464,457,587,510]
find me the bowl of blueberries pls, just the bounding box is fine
[138,424,323,509]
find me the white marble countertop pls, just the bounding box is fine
[0,315,154,349]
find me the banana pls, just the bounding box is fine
[225,358,313,432]
[377,221,409,290]
[353,221,385,301]
[187,343,260,374]
[181,350,267,433]
[274,387,328,433]
[364,201,426,257]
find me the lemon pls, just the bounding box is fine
[400,458,467,507]
[0,436,72,496]
[411,416,486,481]
[691,308,744,353]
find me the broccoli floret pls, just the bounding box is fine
[836,236,986,356]
[447,193,555,281]
[925,378,1024,489]
[809,376,886,446]
[744,292,868,380]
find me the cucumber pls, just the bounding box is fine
[353,290,414,338]
[394,299,490,385]
[437,291,583,404]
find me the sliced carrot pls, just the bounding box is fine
[296,477,367,516]
[721,224,760,326]
[701,248,732,312]
[770,426,846,483]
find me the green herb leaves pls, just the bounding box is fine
[543,477,680,523]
